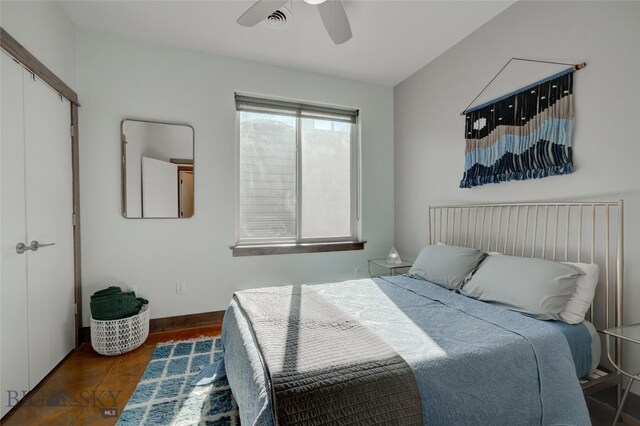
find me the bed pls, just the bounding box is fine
[215,201,625,425]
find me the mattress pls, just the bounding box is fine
[222,276,595,425]
[548,316,600,376]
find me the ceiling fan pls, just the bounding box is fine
[237,0,352,45]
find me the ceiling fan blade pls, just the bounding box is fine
[317,0,352,45]
[237,0,288,27]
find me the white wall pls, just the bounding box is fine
[76,30,394,326]
[0,1,76,90]
[394,1,640,391]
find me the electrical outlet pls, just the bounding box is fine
[354,267,361,277]
[176,282,186,294]
[127,285,138,294]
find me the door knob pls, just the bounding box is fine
[16,240,55,254]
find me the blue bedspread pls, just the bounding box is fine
[213,276,591,425]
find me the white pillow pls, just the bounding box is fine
[559,262,599,324]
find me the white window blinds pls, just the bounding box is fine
[236,94,359,244]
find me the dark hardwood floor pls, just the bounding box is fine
[1,324,637,425]
[1,325,220,426]
[587,396,640,426]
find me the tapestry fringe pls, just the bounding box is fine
[460,163,573,188]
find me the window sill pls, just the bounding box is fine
[231,241,366,257]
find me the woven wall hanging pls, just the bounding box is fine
[459,59,586,189]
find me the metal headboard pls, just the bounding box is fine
[428,200,624,370]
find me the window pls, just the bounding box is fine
[234,94,360,253]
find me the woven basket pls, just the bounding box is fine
[90,305,150,356]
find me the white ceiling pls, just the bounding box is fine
[59,0,514,87]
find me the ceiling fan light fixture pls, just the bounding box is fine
[303,0,327,4]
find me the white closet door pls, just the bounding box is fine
[142,156,178,218]
[23,70,75,388]
[0,52,29,417]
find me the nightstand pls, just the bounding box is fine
[367,258,413,277]
[601,322,640,425]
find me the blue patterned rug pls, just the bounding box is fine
[117,337,239,425]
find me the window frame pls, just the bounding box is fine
[234,94,361,250]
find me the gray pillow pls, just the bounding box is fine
[408,244,487,290]
[460,255,582,320]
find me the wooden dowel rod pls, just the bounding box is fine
[460,62,587,116]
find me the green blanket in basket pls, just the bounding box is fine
[90,286,149,321]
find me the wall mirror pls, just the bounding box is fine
[121,119,194,218]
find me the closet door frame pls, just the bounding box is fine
[1,27,82,347]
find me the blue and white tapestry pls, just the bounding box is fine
[460,68,575,188]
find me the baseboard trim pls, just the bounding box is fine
[80,310,225,344]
